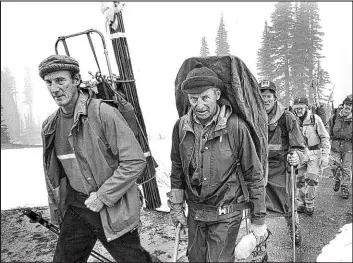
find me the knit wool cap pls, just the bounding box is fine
[38,54,80,79]
[343,94,352,104]
[259,80,277,95]
[181,62,223,94]
[293,97,308,109]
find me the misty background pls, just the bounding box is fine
[1,2,352,145]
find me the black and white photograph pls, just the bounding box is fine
[1,2,352,262]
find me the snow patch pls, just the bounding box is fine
[316,223,352,262]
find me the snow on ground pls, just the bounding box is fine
[1,136,172,211]
[1,148,48,210]
[316,223,352,262]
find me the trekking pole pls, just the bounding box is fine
[22,209,112,262]
[291,164,296,263]
[172,223,182,262]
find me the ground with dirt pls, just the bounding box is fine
[1,172,352,262]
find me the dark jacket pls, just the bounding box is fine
[41,90,146,241]
[170,106,266,225]
[266,101,307,214]
[329,111,352,153]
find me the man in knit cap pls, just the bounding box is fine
[169,62,268,262]
[292,97,330,215]
[259,80,307,246]
[38,54,156,262]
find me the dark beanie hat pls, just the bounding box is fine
[38,54,80,79]
[181,62,223,94]
[293,97,308,108]
[259,80,276,95]
[343,94,352,104]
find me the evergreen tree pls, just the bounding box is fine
[269,2,294,106]
[290,2,310,101]
[1,67,21,143]
[257,20,276,81]
[1,104,11,144]
[200,37,210,57]
[22,67,41,145]
[215,13,230,56]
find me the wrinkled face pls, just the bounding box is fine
[261,89,276,113]
[188,88,221,124]
[44,70,79,110]
[342,102,352,116]
[294,105,307,117]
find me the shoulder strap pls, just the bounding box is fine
[178,115,187,141]
[227,116,250,203]
[87,99,110,149]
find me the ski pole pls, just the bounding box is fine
[172,223,182,262]
[22,209,112,262]
[291,164,296,263]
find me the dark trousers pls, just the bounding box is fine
[53,205,153,263]
[186,212,242,262]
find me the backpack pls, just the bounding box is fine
[84,79,157,184]
[177,114,251,206]
[175,55,268,184]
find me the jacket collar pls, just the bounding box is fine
[338,109,352,121]
[42,90,91,136]
[268,101,285,125]
[183,101,233,134]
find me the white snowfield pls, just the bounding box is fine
[0,136,172,212]
[316,223,352,262]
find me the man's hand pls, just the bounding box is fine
[287,151,300,166]
[168,202,187,227]
[84,192,104,212]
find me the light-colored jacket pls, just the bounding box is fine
[41,91,146,241]
[298,109,331,160]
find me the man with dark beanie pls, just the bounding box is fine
[292,97,330,215]
[169,62,268,262]
[259,80,307,246]
[38,54,156,262]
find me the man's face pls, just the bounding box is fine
[261,90,276,113]
[44,70,79,109]
[294,105,307,117]
[342,102,352,116]
[188,88,220,123]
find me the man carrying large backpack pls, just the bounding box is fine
[169,61,268,262]
[259,80,307,246]
[329,94,352,199]
[292,97,330,215]
[38,54,155,262]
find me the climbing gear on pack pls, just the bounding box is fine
[306,207,314,216]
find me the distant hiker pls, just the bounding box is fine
[292,97,330,215]
[329,94,352,199]
[259,80,307,246]
[38,54,156,262]
[169,62,268,262]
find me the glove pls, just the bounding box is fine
[287,151,300,166]
[84,192,105,212]
[250,224,268,245]
[169,202,187,227]
[167,189,186,227]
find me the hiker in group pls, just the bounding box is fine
[292,97,330,215]
[169,62,268,262]
[38,54,156,262]
[259,80,307,246]
[329,94,352,199]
